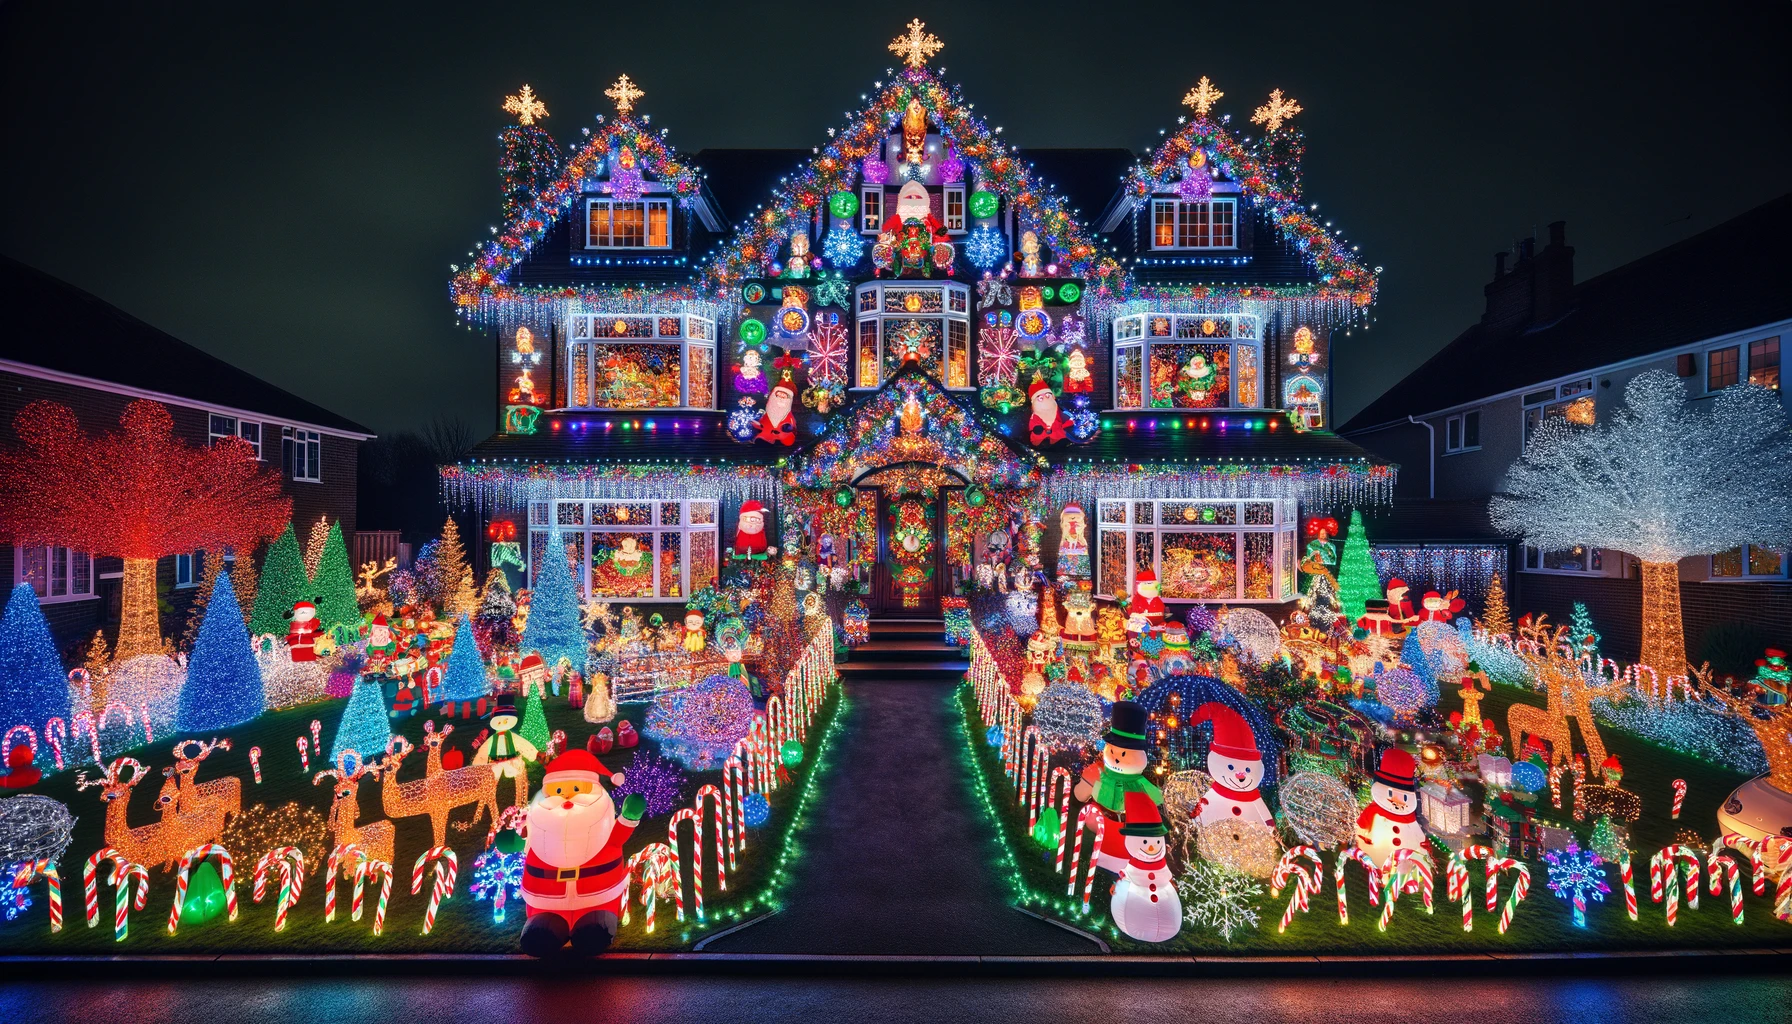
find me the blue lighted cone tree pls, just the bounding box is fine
[438,614,490,704]
[1336,509,1379,627]
[0,583,72,757]
[176,573,266,731]
[331,676,393,767]
[522,531,589,672]
[313,522,361,635]
[1492,370,1792,677]
[250,524,308,640]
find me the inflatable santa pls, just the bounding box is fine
[1027,379,1068,445]
[286,599,321,662]
[1109,790,1182,942]
[1356,747,1425,868]
[729,500,777,559]
[1189,702,1274,827]
[1072,700,1162,872]
[1418,589,1466,623]
[520,749,645,957]
[1126,570,1166,632]
[757,379,797,445]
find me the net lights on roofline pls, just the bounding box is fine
[1100,413,1288,432]
[547,417,728,434]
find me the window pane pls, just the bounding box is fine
[1712,547,1743,578]
[1709,346,1740,390]
[20,547,46,597]
[1543,547,1593,572]
[1149,343,1230,408]
[591,501,650,527]
[946,319,970,388]
[1747,545,1783,577]
[1463,411,1480,447]
[689,529,718,593]
[570,343,591,406]
[590,532,654,597]
[689,502,717,526]
[1114,346,1144,408]
[658,502,682,526]
[50,546,69,596]
[1447,418,1462,450]
[1211,200,1235,247]
[945,188,964,230]
[588,203,609,246]
[647,202,669,247]
[1132,501,1155,525]
[1161,501,1235,526]
[1160,532,1236,600]
[1098,529,1128,597]
[1243,502,1275,526]
[861,189,882,232]
[857,320,879,387]
[557,501,586,526]
[1235,344,1258,407]
[1132,531,1156,586]
[73,552,91,595]
[686,346,714,409]
[1244,532,1274,599]
[1153,202,1174,247]
[1749,337,1780,389]
[585,343,683,407]
[658,532,683,598]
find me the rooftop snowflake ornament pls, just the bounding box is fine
[1491,370,1792,678]
[822,226,865,269]
[1544,841,1609,927]
[965,227,1008,269]
[1177,860,1264,942]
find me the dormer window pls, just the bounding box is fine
[1150,198,1236,249]
[1111,313,1262,410]
[586,198,671,249]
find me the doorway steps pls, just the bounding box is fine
[837,616,970,683]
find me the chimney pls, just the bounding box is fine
[1493,251,1507,278]
[1482,242,1535,334]
[1533,220,1575,323]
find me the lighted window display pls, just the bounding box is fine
[852,282,971,389]
[1110,313,1262,411]
[1521,378,1594,441]
[1150,198,1237,249]
[530,499,719,600]
[1096,498,1298,604]
[1712,544,1787,579]
[585,198,671,249]
[1522,544,1603,574]
[565,314,716,409]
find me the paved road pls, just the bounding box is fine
[704,679,1091,955]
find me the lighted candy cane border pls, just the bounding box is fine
[1043,766,1074,872]
[622,842,676,934]
[1017,726,1048,825]
[1377,849,1435,932]
[1649,844,1703,926]
[1064,804,1104,914]
[252,847,306,932]
[1270,845,1325,933]
[1446,845,1495,931]
[11,858,62,933]
[1333,847,1381,926]
[83,846,148,941]
[3,724,37,767]
[43,718,66,770]
[411,846,459,936]
[167,844,237,934]
[1706,849,1744,925]
[352,857,395,935]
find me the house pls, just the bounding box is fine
[443,38,1390,621]
[0,256,374,653]
[1341,197,1792,662]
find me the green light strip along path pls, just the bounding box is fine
[701,675,1091,954]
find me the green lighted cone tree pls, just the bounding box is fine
[1568,601,1602,662]
[522,530,589,673]
[518,688,551,756]
[250,524,308,640]
[1492,370,1792,677]
[313,522,361,635]
[1335,509,1380,627]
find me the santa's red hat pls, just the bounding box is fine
[1386,578,1409,597]
[371,613,389,627]
[1134,569,1157,584]
[1373,748,1417,790]
[740,500,765,515]
[1028,378,1053,399]
[1190,702,1261,761]
[519,651,545,674]
[542,748,623,787]
[292,600,316,614]
[769,380,796,397]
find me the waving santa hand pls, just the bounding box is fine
[520,750,644,957]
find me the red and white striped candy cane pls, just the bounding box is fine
[1707,851,1744,925]
[249,746,262,784]
[625,843,674,933]
[1670,778,1687,819]
[253,847,306,932]
[409,846,458,936]
[297,736,310,772]
[723,757,748,854]
[669,808,702,921]
[1719,833,1767,896]
[422,665,443,706]
[1547,763,1567,809]
[365,859,394,936]
[1045,767,1073,873]
[310,719,322,753]
[12,858,62,933]
[1649,845,1700,926]
[694,784,734,879]
[1334,846,1381,926]
[1066,804,1104,913]
[114,862,148,941]
[83,846,137,930]
[1767,837,1792,921]
[43,717,65,771]
[1447,845,1493,930]
[324,842,362,922]
[1270,845,1324,933]
[3,724,37,764]
[1620,853,1637,920]
[1487,857,1529,934]
[1378,849,1435,932]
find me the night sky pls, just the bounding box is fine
[3,1,1788,436]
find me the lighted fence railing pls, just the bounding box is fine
[969,625,1075,889]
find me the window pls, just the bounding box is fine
[1096,499,1297,603]
[943,184,966,232]
[283,428,321,482]
[1522,379,1595,442]
[565,313,716,410]
[1109,313,1262,410]
[860,187,883,234]
[15,546,94,603]
[530,499,719,600]
[1749,337,1780,389]
[1445,410,1481,453]
[851,283,972,389]
[175,552,198,588]
[1523,545,1603,574]
[1712,545,1787,580]
[208,415,263,458]
[586,198,671,249]
[1150,198,1237,249]
[1708,345,1740,391]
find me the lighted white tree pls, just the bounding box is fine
[1490,369,1792,676]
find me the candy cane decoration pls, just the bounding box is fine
[1768,837,1792,921]
[167,845,236,934]
[310,719,322,753]
[100,702,132,734]
[1065,804,1104,913]
[12,858,62,933]
[139,703,153,744]
[324,842,362,922]
[1649,845,1702,926]
[422,665,443,705]
[722,757,748,854]
[363,859,394,935]
[43,717,66,771]
[694,784,735,877]
[1620,853,1637,920]
[83,847,147,938]
[1334,847,1381,926]
[1718,834,1768,896]
[1548,763,1567,810]
[1446,845,1494,931]
[350,859,371,922]
[1671,778,1687,819]
[3,724,37,765]
[410,847,458,936]
[549,729,567,759]
[1707,851,1744,925]
[1270,845,1325,933]
[72,710,100,764]
[1378,849,1435,932]
[669,808,702,921]
[625,843,675,933]
[297,736,310,772]
[112,861,148,941]
[1045,766,1073,873]
[1487,857,1530,934]
[249,746,262,784]
[252,847,306,932]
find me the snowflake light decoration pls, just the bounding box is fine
[1544,841,1609,927]
[1182,76,1224,118]
[806,317,849,386]
[727,399,761,441]
[469,848,525,924]
[1033,682,1106,754]
[1177,861,1264,942]
[888,18,944,68]
[1278,771,1358,848]
[1250,88,1302,132]
[977,316,1020,384]
[822,227,865,269]
[964,226,1008,269]
[502,84,548,126]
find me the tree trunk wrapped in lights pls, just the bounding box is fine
[0,400,292,667]
[1490,370,1792,679]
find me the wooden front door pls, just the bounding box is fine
[872,488,945,614]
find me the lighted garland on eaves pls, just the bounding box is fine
[1042,458,1395,511]
[441,460,779,516]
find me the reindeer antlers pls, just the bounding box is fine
[77,757,147,790]
[387,735,416,759]
[172,737,231,763]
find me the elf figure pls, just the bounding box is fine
[728,500,778,559]
[474,695,540,809]
[1109,790,1182,943]
[365,613,397,660]
[1027,379,1068,446]
[1189,703,1274,827]
[682,608,707,654]
[1357,747,1426,868]
[1126,570,1166,633]
[286,600,322,662]
[756,380,797,445]
[520,749,644,957]
[1073,701,1163,873]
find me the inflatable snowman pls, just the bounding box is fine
[1109,790,1181,943]
[1356,747,1425,868]
[1189,702,1274,828]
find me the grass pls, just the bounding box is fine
[0,683,843,955]
[958,681,1792,955]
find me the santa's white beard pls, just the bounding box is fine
[1138,585,1159,601]
[527,789,616,867]
[766,392,793,422]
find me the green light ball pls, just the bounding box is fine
[780,739,804,766]
[1058,281,1082,303]
[1032,806,1061,847]
[828,191,859,220]
[834,486,855,508]
[739,319,767,344]
[966,486,986,508]
[969,190,999,219]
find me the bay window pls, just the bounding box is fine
[1096,499,1298,603]
[851,282,972,390]
[530,499,719,600]
[566,313,717,409]
[1110,313,1263,410]
[1523,545,1603,574]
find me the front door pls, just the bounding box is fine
[873,488,943,613]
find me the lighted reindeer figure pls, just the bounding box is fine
[76,757,228,872]
[356,557,397,604]
[1505,616,1629,768]
[163,738,242,822]
[314,752,395,870]
[379,725,498,847]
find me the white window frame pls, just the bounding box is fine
[943,184,966,233]
[1149,197,1238,250]
[1445,410,1481,454]
[208,415,263,459]
[563,313,717,411]
[283,427,322,483]
[174,552,198,588]
[14,545,95,603]
[584,197,672,250]
[1095,498,1298,604]
[1710,544,1788,581]
[850,283,973,390]
[860,186,884,234]
[1108,313,1262,411]
[1521,378,1594,443]
[1522,544,1604,575]
[529,499,720,602]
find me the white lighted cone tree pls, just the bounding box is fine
[1490,370,1792,677]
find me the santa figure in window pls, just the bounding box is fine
[1418,589,1465,624]
[1027,379,1068,446]
[728,500,778,560]
[875,181,953,278]
[1126,570,1166,633]
[756,380,797,446]
[286,599,322,662]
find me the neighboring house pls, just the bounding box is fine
[444,63,1389,617]
[1340,196,1792,662]
[0,256,375,653]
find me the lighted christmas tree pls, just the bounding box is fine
[313,522,361,634]
[438,614,490,704]
[437,518,478,617]
[473,570,518,657]
[499,85,561,221]
[1568,602,1602,662]
[1479,572,1513,636]
[250,524,308,640]
[330,675,393,766]
[1335,509,1379,627]
[182,551,225,652]
[0,583,73,746]
[517,688,551,756]
[303,514,330,579]
[522,531,589,672]
[82,630,111,678]
[176,573,265,731]
[1588,813,1628,862]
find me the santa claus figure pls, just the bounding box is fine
[286,600,321,662]
[1357,747,1425,868]
[1109,790,1182,943]
[1027,379,1067,446]
[1073,701,1162,872]
[756,380,797,445]
[520,749,644,957]
[365,613,396,659]
[1061,585,1097,642]
[1356,578,1419,638]
[728,500,778,559]
[1062,347,1094,394]
[517,651,548,698]
[682,608,706,654]
[1189,702,1275,828]
[1126,570,1166,633]
[1418,589,1466,623]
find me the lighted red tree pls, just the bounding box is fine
[0,400,292,661]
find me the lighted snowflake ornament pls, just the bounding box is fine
[964,226,1008,269]
[822,227,865,269]
[805,317,850,386]
[1544,841,1609,927]
[1176,861,1264,942]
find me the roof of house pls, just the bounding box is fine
[1340,193,1792,433]
[0,256,373,436]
